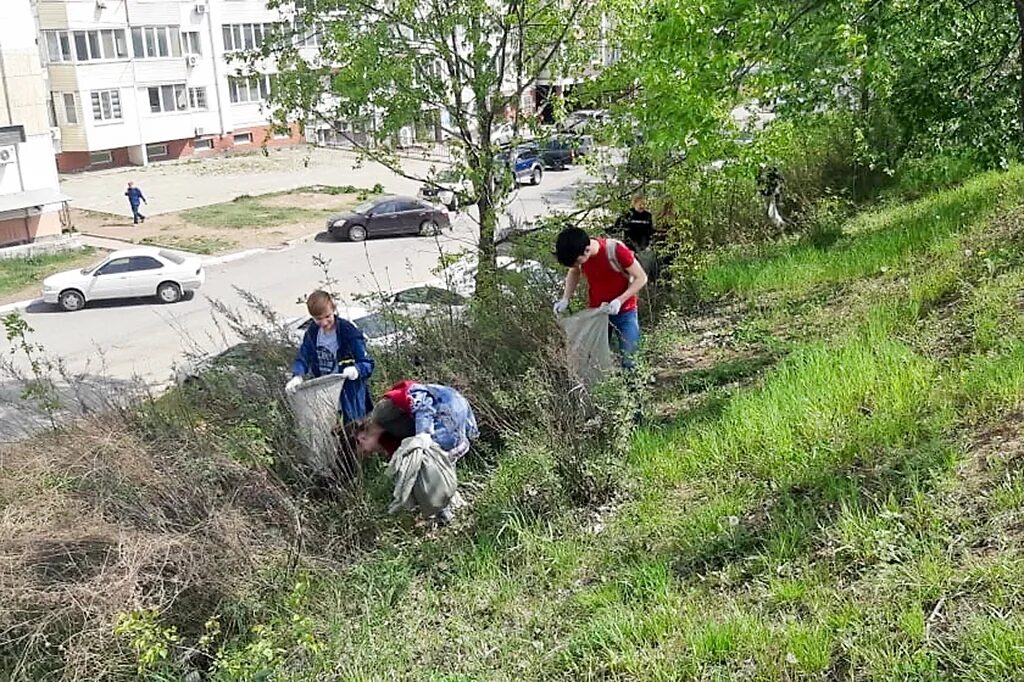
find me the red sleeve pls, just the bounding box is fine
[615,241,635,268]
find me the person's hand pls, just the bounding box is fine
[553,298,569,315]
[285,376,303,394]
[600,299,622,315]
[341,366,359,381]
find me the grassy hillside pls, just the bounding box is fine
[5,166,1024,680]
[215,166,1024,680]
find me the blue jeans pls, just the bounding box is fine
[608,309,640,369]
[130,203,144,224]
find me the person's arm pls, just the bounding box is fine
[349,334,374,379]
[140,191,146,203]
[561,266,581,302]
[291,331,312,377]
[408,388,437,437]
[614,259,648,306]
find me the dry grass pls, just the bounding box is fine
[0,412,301,680]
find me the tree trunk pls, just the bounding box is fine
[1016,0,1024,139]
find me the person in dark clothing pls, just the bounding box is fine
[286,290,375,423]
[125,181,146,225]
[616,195,654,252]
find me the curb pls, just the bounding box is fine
[0,298,43,315]
[202,248,268,265]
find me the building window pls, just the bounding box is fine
[273,130,291,140]
[194,137,214,150]
[146,143,169,158]
[181,31,202,55]
[221,23,277,52]
[294,21,321,47]
[131,26,182,59]
[188,87,207,110]
[228,75,271,104]
[233,132,253,145]
[89,150,113,165]
[90,89,122,122]
[45,29,126,62]
[146,84,187,113]
[62,93,79,125]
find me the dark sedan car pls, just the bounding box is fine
[539,135,592,169]
[326,196,452,242]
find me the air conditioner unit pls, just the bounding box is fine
[0,146,15,165]
[194,3,207,13]
[186,54,198,67]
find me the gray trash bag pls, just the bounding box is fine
[386,434,458,518]
[286,374,345,479]
[559,307,616,387]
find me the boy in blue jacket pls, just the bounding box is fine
[286,290,374,423]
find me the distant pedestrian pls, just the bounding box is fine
[616,195,654,252]
[125,181,146,225]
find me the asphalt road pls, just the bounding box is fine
[1,163,591,439]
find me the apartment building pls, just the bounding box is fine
[35,0,303,173]
[0,0,67,247]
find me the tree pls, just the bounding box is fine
[256,0,608,294]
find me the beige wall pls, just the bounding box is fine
[0,210,62,247]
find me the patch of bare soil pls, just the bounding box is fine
[259,191,362,211]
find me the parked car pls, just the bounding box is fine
[495,145,544,186]
[560,109,608,134]
[538,134,593,169]
[418,169,473,211]
[326,196,451,242]
[42,247,205,312]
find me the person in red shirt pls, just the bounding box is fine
[553,227,648,368]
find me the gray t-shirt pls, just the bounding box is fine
[316,327,339,376]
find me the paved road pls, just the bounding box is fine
[1,162,591,439]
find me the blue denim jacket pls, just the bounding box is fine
[407,383,479,460]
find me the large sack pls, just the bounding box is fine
[287,374,345,479]
[386,434,458,517]
[559,307,616,387]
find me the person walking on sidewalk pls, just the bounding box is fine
[125,181,147,225]
[553,227,649,368]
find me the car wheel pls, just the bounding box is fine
[531,167,542,185]
[58,289,85,312]
[347,224,367,242]
[157,281,183,304]
[420,219,440,236]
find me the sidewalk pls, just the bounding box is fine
[59,146,446,217]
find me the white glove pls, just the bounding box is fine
[602,299,623,315]
[553,299,569,315]
[285,376,303,394]
[341,366,359,381]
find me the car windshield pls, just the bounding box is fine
[352,313,399,339]
[354,200,378,214]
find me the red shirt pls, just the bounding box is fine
[580,238,637,313]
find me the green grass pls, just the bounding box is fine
[0,247,96,298]
[138,235,236,255]
[179,195,337,229]
[105,166,1024,679]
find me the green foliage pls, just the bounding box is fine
[113,609,180,678]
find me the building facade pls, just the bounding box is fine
[0,0,67,247]
[35,0,303,173]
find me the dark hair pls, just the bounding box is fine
[555,227,590,267]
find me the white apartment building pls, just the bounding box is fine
[0,0,67,247]
[34,0,303,173]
